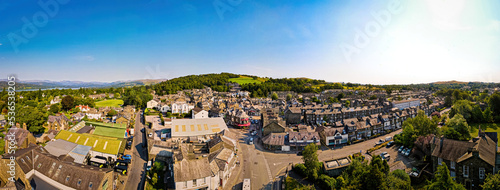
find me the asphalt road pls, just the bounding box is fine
[124,110,148,190]
[239,130,274,190]
[236,128,403,190]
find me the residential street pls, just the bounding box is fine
[124,111,148,190]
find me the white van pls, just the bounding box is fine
[385,136,393,141]
[146,161,152,171]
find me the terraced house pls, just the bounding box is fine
[431,131,497,190]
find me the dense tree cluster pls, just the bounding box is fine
[394,110,438,147]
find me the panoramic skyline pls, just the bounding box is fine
[1,0,499,84]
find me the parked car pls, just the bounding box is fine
[386,141,395,148]
[115,159,130,167]
[248,138,254,145]
[381,153,390,161]
[404,148,411,156]
[122,154,132,160]
[251,130,257,136]
[125,141,132,149]
[376,139,385,145]
[148,132,153,138]
[114,165,128,175]
[398,146,405,153]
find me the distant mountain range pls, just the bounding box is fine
[0,79,166,90]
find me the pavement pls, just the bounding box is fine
[123,111,148,190]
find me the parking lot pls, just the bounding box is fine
[371,143,414,172]
[145,115,170,141]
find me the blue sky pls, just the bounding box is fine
[0,0,499,84]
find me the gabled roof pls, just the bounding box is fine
[174,158,212,182]
[457,135,497,166]
[262,133,287,146]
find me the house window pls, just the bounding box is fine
[438,157,443,165]
[450,171,456,180]
[202,178,206,184]
[479,168,485,179]
[450,161,455,169]
[463,166,469,177]
[66,176,70,182]
[193,179,197,186]
[184,181,187,188]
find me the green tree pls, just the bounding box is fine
[365,155,389,190]
[489,92,500,121]
[49,104,60,114]
[484,107,494,123]
[471,105,484,123]
[318,174,336,190]
[107,109,118,117]
[61,95,75,111]
[17,106,46,133]
[337,93,345,100]
[445,114,471,141]
[286,94,292,101]
[449,100,473,122]
[369,95,377,100]
[388,169,412,190]
[302,143,320,180]
[151,173,158,187]
[345,100,351,108]
[401,110,438,137]
[425,163,465,190]
[444,96,453,107]
[394,122,417,147]
[114,93,120,98]
[386,89,392,95]
[271,92,279,100]
[482,173,500,190]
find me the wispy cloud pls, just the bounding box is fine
[73,55,95,61]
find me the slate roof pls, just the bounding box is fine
[262,133,287,146]
[174,158,212,182]
[2,144,112,190]
[48,115,70,123]
[432,135,497,166]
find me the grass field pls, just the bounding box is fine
[55,130,122,155]
[86,121,127,138]
[93,126,126,138]
[86,121,127,128]
[469,123,500,146]
[95,99,124,108]
[229,76,266,85]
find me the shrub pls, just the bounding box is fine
[293,163,308,177]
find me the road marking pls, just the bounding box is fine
[261,151,273,181]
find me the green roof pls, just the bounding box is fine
[55,130,122,155]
